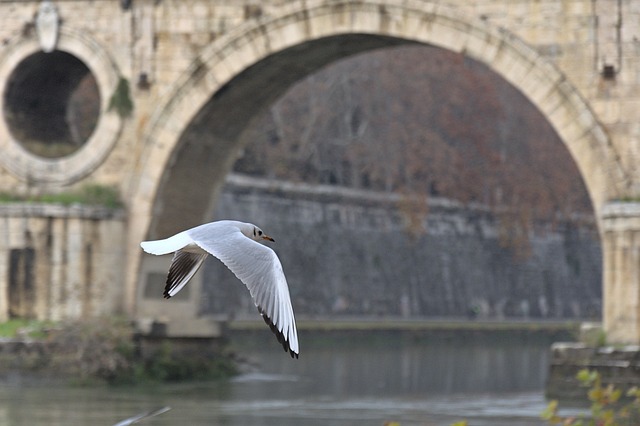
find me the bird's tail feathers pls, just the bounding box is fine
[140,232,192,255]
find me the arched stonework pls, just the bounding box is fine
[127,0,628,315]
[0,26,122,185]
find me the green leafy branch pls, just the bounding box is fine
[542,369,640,426]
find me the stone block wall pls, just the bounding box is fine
[0,204,126,322]
[547,342,640,400]
[202,175,602,321]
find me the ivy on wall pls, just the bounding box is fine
[108,76,134,118]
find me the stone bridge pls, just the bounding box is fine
[0,0,639,342]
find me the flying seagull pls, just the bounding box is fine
[140,220,299,358]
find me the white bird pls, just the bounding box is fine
[140,220,299,358]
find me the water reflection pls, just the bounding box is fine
[0,329,567,426]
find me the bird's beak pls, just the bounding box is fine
[262,235,275,242]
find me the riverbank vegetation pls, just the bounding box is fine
[542,369,640,426]
[389,369,640,426]
[0,317,236,385]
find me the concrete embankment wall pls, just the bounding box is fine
[203,175,602,320]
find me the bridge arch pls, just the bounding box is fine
[128,0,627,313]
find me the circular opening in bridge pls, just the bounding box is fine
[3,50,100,158]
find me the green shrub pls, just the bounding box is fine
[0,319,52,339]
[1,317,236,385]
[0,184,123,208]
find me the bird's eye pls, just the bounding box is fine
[258,230,263,236]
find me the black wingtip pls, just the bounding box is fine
[258,308,298,359]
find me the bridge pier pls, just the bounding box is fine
[602,202,640,344]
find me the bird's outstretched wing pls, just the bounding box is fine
[188,224,299,358]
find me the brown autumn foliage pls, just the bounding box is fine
[235,45,594,249]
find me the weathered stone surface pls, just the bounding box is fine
[547,342,640,400]
[202,175,601,320]
[0,203,126,322]
[0,1,638,342]
[602,202,640,343]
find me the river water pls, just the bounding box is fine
[0,327,579,426]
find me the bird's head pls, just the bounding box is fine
[241,223,275,243]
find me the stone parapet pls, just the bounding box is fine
[0,203,125,220]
